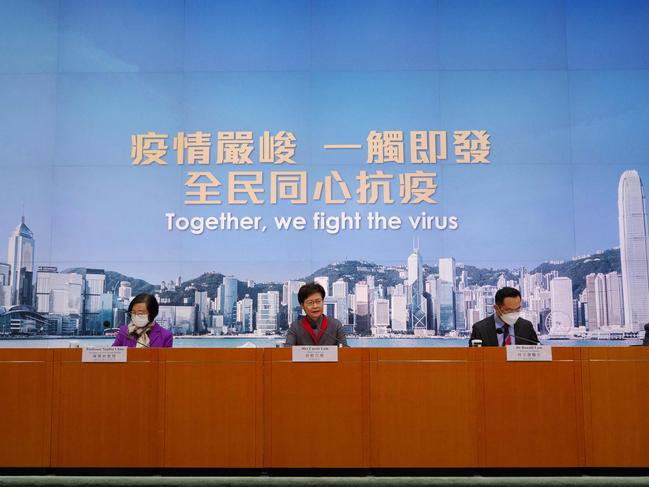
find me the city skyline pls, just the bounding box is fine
[2,167,648,338]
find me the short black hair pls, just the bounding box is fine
[494,287,521,306]
[128,293,159,321]
[298,283,326,305]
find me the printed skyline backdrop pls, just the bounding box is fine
[1,0,649,339]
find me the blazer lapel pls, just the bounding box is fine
[485,315,499,346]
[148,324,160,347]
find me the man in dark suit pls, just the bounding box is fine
[469,287,539,347]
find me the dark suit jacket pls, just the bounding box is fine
[285,315,348,347]
[469,315,539,347]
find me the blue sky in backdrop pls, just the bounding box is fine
[0,0,648,282]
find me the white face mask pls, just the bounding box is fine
[131,314,150,328]
[501,311,520,326]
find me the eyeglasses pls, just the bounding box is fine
[129,311,148,317]
[304,299,323,307]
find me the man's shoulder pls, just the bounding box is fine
[472,315,495,330]
[516,318,535,330]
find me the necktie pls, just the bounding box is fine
[503,324,511,346]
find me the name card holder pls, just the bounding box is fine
[506,345,552,362]
[82,346,127,363]
[292,345,339,362]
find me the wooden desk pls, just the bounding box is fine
[0,347,647,468]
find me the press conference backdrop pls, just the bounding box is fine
[1,0,649,345]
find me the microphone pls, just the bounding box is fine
[496,327,540,345]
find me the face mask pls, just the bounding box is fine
[131,314,150,328]
[500,311,520,326]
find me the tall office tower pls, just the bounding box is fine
[282,282,289,306]
[82,269,106,334]
[438,257,456,288]
[36,268,83,315]
[285,280,305,324]
[586,272,625,330]
[459,269,467,290]
[314,276,329,296]
[332,279,349,324]
[215,284,224,314]
[222,276,238,327]
[372,298,389,335]
[0,263,10,287]
[7,216,35,306]
[618,170,649,332]
[605,271,624,326]
[257,290,279,334]
[593,273,609,328]
[454,288,466,330]
[477,285,497,319]
[118,281,132,300]
[436,280,455,335]
[585,273,599,330]
[549,277,574,334]
[195,290,208,331]
[354,280,370,334]
[366,275,375,289]
[390,293,408,332]
[425,275,437,299]
[497,274,507,289]
[236,294,253,333]
[407,247,426,331]
[0,263,11,306]
[332,279,348,298]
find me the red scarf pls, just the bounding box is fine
[301,315,329,345]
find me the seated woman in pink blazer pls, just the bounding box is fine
[112,293,173,348]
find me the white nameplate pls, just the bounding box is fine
[292,346,338,362]
[82,346,127,363]
[506,345,552,362]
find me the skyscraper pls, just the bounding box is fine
[354,280,370,334]
[549,277,574,334]
[372,298,389,335]
[390,293,408,332]
[438,257,456,288]
[236,294,253,333]
[257,290,280,334]
[7,216,35,306]
[314,276,330,296]
[222,276,238,327]
[0,263,11,307]
[407,247,426,331]
[618,170,649,332]
[285,280,305,324]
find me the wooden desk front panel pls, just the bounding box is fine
[369,348,481,467]
[480,347,585,468]
[162,348,263,467]
[50,349,162,468]
[0,349,53,467]
[264,348,369,468]
[2,347,649,468]
[582,347,649,467]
